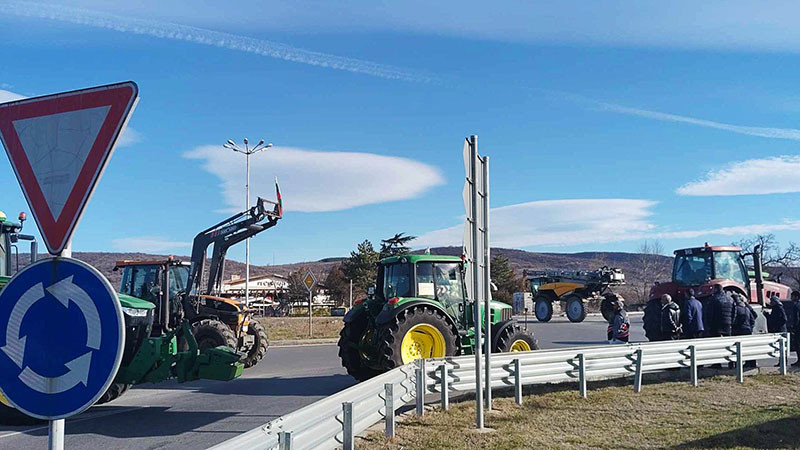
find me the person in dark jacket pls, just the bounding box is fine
[643,297,663,341]
[791,291,800,367]
[660,294,681,340]
[732,293,758,368]
[705,285,734,337]
[764,296,787,333]
[681,288,704,339]
[607,300,630,344]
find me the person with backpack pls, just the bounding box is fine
[607,300,630,344]
[643,296,664,341]
[660,294,682,340]
[681,288,704,339]
[705,285,734,337]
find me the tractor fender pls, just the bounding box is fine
[343,303,367,324]
[375,301,460,338]
[188,314,221,326]
[490,319,516,351]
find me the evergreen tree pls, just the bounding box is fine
[379,233,416,259]
[491,253,523,305]
[342,240,379,293]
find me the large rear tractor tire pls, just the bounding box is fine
[378,306,458,369]
[338,315,384,381]
[565,294,587,323]
[242,320,269,368]
[192,319,238,351]
[494,324,539,353]
[95,383,131,405]
[534,295,553,322]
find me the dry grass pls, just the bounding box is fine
[360,374,800,449]
[259,316,343,341]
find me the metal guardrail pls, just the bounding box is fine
[211,333,791,450]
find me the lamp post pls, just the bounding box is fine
[222,138,273,307]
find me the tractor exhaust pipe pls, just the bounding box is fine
[753,244,765,306]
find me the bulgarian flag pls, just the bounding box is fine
[275,177,283,218]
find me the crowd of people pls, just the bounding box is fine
[605,288,800,368]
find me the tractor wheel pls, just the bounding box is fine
[338,315,384,381]
[95,383,131,405]
[534,295,553,322]
[378,306,458,369]
[565,294,587,323]
[242,320,269,368]
[494,324,539,353]
[192,319,238,351]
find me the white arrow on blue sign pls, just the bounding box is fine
[0,257,124,419]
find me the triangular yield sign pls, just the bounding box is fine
[0,81,139,254]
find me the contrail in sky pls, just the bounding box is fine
[1,1,436,83]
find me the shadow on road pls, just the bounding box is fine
[673,415,800,449]
[135,374,356,397]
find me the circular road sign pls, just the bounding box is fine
[0,257,124,419]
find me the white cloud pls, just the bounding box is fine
[677,156,800,196]
[116,126,142,148]
[0,89,25,103]
[598,102,800,141]
[112,235,191,252]
[415,198,800,249]
[184,145,444,213]
[3,1,433,83]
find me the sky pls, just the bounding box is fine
[2,1,800,265]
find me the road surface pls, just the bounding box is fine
[0,314,662,449]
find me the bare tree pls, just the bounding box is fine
[735,234,800,289]
[630,240,671,303]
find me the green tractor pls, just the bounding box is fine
[0,210,242,424]
[338,253,538,381]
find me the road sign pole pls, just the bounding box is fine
[469,135,484,429]
[308,290,313,337]
[48,418,65,450]
[483,155,491,411]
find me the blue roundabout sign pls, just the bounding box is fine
[0,257,124,419]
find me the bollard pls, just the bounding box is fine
[384,383,395,437]
[514,358,523,405]
[415,367,424,416]
[736,342,744,383]
[633,349,643,393]
[779,335,788,376]
[689,345,698,387]
[440,364,449,411]
[342,402,353,450]
[578,353,587,399]
[278,431,292,450]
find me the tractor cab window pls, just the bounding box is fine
[673,253,712,286]
[169,266,190,298]
[416,262,465,308]
[714,251,747,286]
[121,265,161,303]
[384,263,411,299]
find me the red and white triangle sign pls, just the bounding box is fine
[0,81,139,255]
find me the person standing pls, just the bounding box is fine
[681,288,704,339]
[731,293,758,368]
[607,300,630,344]
[790,291,800,367]
[660,294,682,340]
[705,285,734,338]
[764,296,787,333]
[643,296,664,341]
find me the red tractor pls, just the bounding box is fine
[648,243,793,333]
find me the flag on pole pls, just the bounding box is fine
[275,177,283,218]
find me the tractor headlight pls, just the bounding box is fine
[122,307,149,317]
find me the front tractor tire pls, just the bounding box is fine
[95,383,131,405]
[494,324,539,353]
[534,295,553,322]
[565,294,587,323]
[338,315,384,381]
[378,306,458,369]
[192,319,238,352]
[242,320,269,368]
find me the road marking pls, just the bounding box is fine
[0,406,140,439]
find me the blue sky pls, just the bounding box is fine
[2,1,800,265]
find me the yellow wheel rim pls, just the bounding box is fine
[509,339,531,352]
[401,324,446,363]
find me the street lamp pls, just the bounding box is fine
[223,138,273,307]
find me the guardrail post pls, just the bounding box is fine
[440,364,449,411]
[736,342,744,383]
[578,353,587,399]
[514,358,523,405]
[779,334,788,376]
[415,361,425,416]
[689,345,698,387]
[633,348,643,393]
[278,431,292,450]
[343,402,353,450]
[384,383,395,438]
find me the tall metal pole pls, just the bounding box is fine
[483,155,492,411]
[245,148,250,307]
[349,279,353,309]
[470,135,484,429]
[49,238,71,450]
[308,289,313,337]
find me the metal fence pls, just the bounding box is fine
[211,333,791,450]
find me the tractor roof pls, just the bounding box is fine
[114,258,189,268]
[380,254,462,264]
[674,244,742,255]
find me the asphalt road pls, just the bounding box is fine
[0,314,671,449]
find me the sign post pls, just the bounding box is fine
[304,271,317,337]
[0,82,138,448]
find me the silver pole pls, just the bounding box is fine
[483,155,491,410]
[50,239,70,450]
[308,290,313,337]
[349,279,353,309]
[470,135,483,429]
[245,150,250,307]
